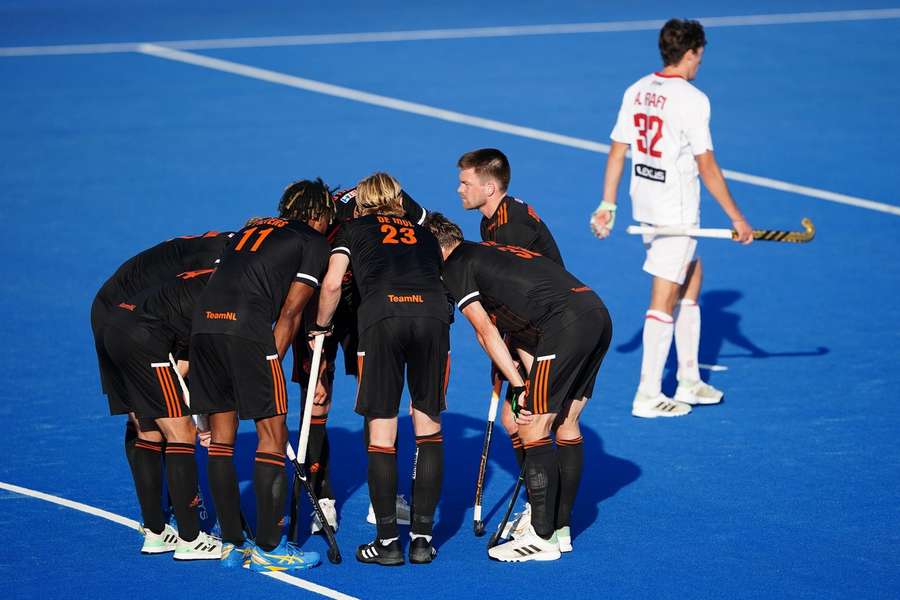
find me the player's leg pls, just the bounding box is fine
[633,233,696,417]
[355,319,405,566]
[674,258,723,405]
[253,413,289,552]
[405,318,449,563]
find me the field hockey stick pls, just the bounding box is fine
[169,353,253,540]
[473,375,503,536]
[626,217,815,243]
[286,334,342,564]
[487,462,527,551]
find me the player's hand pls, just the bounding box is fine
[313,376,330,406]
[514,408,534,426]
[590,202,617,239]
[732,218,753,245]
[195,414,211,448]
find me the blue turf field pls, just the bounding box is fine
[1,2,899,599]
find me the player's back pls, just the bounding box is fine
[96,231,233,307]
[194,217,330,342]
[110,269,214,349]
[611,73,712,225]
[480,196,564,266]
[443,241,603,347]
[332,214,447,331]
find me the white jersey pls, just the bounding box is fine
[610,72,713,226]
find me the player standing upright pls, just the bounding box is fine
[190,180,333,570]
[313,173,450,566]
[590,18,753,418]
[289,184,426,534]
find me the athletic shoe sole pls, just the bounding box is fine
[631,406,691,418]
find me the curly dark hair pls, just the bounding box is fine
[659,19,706,66]
[278,178,336,224]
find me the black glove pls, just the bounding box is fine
[509,385,527,418]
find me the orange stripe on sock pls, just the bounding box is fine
[255,457,284,467]
[557,436,583,446]
[368,445,396,455]
[510,433,524,449]
[135,441,162,452]
[524,436,552,450]
[165,448,196,455]
[416,436,443,445]
[310,417,328,426]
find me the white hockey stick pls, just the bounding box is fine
[625,224,734,239]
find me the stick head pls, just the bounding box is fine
[474,521,486,537]
[327,547,342,564]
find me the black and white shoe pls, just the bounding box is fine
[408,537,437,564]
[356,538,404,566]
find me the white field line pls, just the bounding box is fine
[0,480,359,600]
[136,43,900,217]
[1,8,900,56]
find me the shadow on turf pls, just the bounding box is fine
[211,410,640,548]
[615,289,830,379]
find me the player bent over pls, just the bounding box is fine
[90,230,232,552]
[289,185,427,534]
[425,213,612,560]
[104,270,221,558]
[457,148,566,533]
[312,173,450,566]
[591,18,752,418]
[190,180,334,570]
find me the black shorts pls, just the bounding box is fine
[92,295,130,415]
[355,317,450,419]
[103,324,189,421]
[190,333,288,420]
[525,307,612,415]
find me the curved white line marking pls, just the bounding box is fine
[134,44,900,216]
[0,481,359,600]
[2,9,900,56]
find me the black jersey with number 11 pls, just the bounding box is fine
[193,217,330,344]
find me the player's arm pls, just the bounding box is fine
[461,300,526,388]
[273,282,316,358]
[315,253,350,330]
[695,151,753,244]
[591,141,628,238]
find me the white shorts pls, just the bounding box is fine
[641,226,698,284]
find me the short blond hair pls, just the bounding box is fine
[356,172,404,216]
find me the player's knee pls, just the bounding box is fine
[500,409,518,435]
[517,414,555,443]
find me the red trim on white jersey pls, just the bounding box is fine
[654,71,685,79]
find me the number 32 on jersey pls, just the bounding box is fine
[634,113,663,158]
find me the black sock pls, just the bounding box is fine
[165,442,201,542]
[524,437,559,539]
[207,442,244,545]
[124,421,138,474]
[412,432,443,537]
[254,451,286,552]
[307,417,333,499]
[132,439,166,534]
[555,436,584,529]
[368,445,398,540]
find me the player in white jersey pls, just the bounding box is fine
[590,18,753,418]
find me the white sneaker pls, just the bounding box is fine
[366,494,411,525]
[632,390,692,418]
[140,523,178,554]
[500,502,531,539]
[556,526,572,552]
[488,524,561,562]
[173,531,223,560]
[674,380,724,405]
[311,497,339,533]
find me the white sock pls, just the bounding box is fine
[638,310,674,397]
[410,533,432,543]
[674,299,701,383]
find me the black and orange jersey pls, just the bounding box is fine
[193,217,330,343]
[480,196,564,266]
[331,213,448,332]
[95,231,234,309]
[442,241,603,348]
[108,269,215,353]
